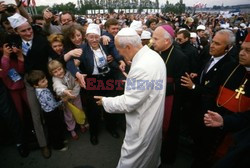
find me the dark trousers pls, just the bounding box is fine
[43,108,64,149]
[83,74,119,136]
[0,81,23,144]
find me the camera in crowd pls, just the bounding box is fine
[98,66,110,74]
[6,42,20,48]
[5,4,17,14]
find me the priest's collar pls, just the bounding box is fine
[160,45,173,55]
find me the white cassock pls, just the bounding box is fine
[102,45,167,168]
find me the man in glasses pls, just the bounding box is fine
[43,10,75,34]
[176,29,199,73]
[67,24,121,145]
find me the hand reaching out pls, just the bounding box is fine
[63,89,76,99]
[94,96,103,106]
[204,110,224,127]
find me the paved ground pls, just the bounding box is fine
[0,121,193,168]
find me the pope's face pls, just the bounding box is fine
[239,42,250,67]
[16,22,33,41]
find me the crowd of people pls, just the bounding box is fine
[0,0,250,168]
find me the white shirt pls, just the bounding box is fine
[22,39,32,47]
[92,47,107,75]
[207,54,226,72]
[102,45,166,168]
[245,67,250,72]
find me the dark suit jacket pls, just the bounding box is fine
[102,31,122,63]
[11,30,57,75]
[179,41,199,73]
[213,111,250,168]
[67,42,115,77]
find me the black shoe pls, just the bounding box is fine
[109,130,120,139]
[41,146,51,159]
[90,135,98,145]
[17,144,29,157]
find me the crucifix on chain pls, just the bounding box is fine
[235,79,248,99]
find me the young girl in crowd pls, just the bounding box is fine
[48,60,88,140]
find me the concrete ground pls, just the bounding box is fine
[0,121,193,168]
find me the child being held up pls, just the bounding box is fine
[48,60,88,140]
[27,70,68,151]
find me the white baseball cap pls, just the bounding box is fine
[7,13,27,29]
[141,31,151,40]
[196,25,206,31]
[86,24,100,36]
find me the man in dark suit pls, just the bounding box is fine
[8,13,57,158]
[181,29,237,168]
[203,33,250,168]
[67,24,121,145]
[176,29,199,73]
[102,18,126,81]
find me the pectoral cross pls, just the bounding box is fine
[235,79,248,99]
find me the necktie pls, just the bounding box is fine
[200,58,214,83]
[203,58,214,74]
[22,42,30,56]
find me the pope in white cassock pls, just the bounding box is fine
[94,28,166,168]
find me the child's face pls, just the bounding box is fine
[35,77,48,88]
[52,67,65,79]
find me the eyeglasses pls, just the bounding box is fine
[88,35,100,41]
[176,38,183,42]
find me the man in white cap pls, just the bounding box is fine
[190,32,198,48]
[141,30,151,46]
[196,25,208,53]
[236,23,248,49]
[94,27,166,168]
[67,23,121,145]
[8,13,58,158]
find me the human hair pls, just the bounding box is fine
[32,15,43,24]
[147,18,158,28]
[59,11,75,22]
[62,23,85,52]
[47,34,64,44]
[26,70,46,87]
[216,29,235,46]
[105,18,119,29]
[177,30,190,40]
[48,60,64,76]
[115,34,141,48]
